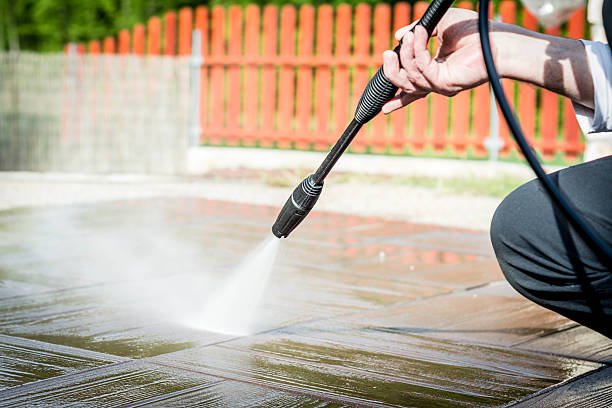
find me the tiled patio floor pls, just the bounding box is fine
[0,198,609,407]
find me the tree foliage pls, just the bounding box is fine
[2,0,205,51]
[2,0,493,52]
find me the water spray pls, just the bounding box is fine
[272,0,455,239]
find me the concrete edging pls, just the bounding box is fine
[186,146,562,180]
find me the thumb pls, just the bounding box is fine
[382,91,428,114]
[395,21,438,42]
[413,25,439,87]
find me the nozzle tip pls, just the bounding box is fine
[271,227,285,239]
[271,174,323,239]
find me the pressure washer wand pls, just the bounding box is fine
[272,0,454,238]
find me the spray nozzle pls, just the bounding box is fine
[271,0,454,239]
[271,174,323,238]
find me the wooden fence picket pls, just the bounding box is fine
[209,6,225,144]
[296,5,315,149]
[72,2,590,162]
[449,1,473,155]
[278,5,297,148]
[261,5,278,147]
[133,24,145,55]
[371,3,392,153]
[243,5,260,144]
[227,5,242,145]
[195,6,208,137]
[352,3,372,152]
[430,35,449,152]
[315,5,333,149]
[178,8,192,56]
[164,11,177,56]
[88,40,101,54]
[147,17,161,55]
[118,30,130,55]
[408,1,430,152]
[390,2,410,153]
[103,37,115,54]
[333,4,352,147]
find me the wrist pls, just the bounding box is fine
[488,24,592,106]
[489,22,537,80]
[490,32,511,78]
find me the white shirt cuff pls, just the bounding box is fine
[572,40,612,134]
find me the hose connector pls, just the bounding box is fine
[272,175,323,238]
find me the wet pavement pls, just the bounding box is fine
[0,198,610,407]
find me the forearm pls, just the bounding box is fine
[493,23,594,109]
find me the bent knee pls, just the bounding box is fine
[490,179,546,283]
[490,181,536,255]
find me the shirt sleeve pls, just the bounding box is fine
[572,40,612,134]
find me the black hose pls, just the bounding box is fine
[477,0,612,264]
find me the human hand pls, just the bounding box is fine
[381,8,594,113]
[382,8,490,114]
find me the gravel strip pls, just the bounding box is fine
[0,171,505,231]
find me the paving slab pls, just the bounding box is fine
[0,197,609,407]
[150,324,601,407]
[0,360,219,407]
[506,366,612,407]
[0,334,126,390]
[516,326,612,364]
[123,379,352,408]
[338,282,577,347]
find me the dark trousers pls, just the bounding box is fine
[490,156,612,338]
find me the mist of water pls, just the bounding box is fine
[183,235,282,335]
[13,205,282,337]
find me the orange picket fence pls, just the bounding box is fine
[79,1,588,161]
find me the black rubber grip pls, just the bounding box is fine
[418,0,454,36]
[352,0,454,125]
[354,68,398,124]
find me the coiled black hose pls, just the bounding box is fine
[478,0,612,264]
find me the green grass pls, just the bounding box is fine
[261,169,527,198]
[427,175,526,197]
[334,173,526,198]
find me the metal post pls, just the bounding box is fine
[189,29,203,147]
[484,84,504,161]
[66,43,79,171]
[484,16,504,162]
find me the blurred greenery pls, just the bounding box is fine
[260,168,527,197]
[1,0,200,51]
[1,0,504,52]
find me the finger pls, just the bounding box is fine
[395,21,438,41]
[382,91,428,114]
[381,95,405,114]
[414,27,449,95]
[400,31,425,87]
[399,30,415,69]
[383,49,417,93]
[413,25,434,75]
[395,21,418,41]
[403,25,436,90]
[382,50,404,86]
